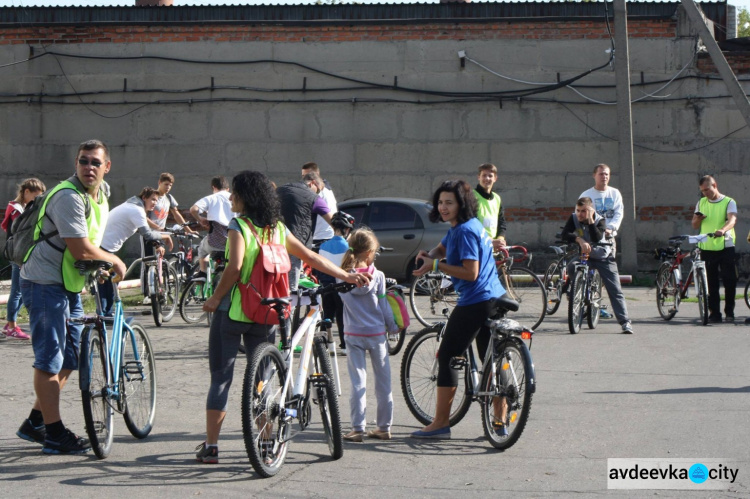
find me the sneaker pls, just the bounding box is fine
[339,348,347,357]
[195,442,219,464]
[17,419,46,444]
[600,309,614,319]
[621,321,634,334]
[745,318,750,325]
[410,426,451,439]
[708,315,722,324]
[42,428,91,455]
[142,296,152,305]
[191,271,207,283]
[493,421,509,437]
[366,429,391,440]
[343,430,364,442]
[725,315,735,323]
[6,326,30,340]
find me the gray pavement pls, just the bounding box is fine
[1,287,749,498]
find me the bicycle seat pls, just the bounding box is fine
[74,259,113,273]
[260,297,291,307]
[490,294,520,314]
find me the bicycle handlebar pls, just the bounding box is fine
[496,245,529,264]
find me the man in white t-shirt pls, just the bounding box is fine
[189,176,235,280]
[301,162,337,246]
[100,187,170,315]
[579,163,631,330]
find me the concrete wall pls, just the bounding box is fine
[1,14,749,276]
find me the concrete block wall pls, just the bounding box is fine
[1,14,749,277]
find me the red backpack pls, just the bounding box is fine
[237,219,292,325]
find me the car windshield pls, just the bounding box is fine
[369,202,423,230]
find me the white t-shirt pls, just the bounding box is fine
[313,187,337,241]
[101,197,161,252]
[580,186,623,232]
[193,190,235,226]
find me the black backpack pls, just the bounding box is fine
[3,181,90,266]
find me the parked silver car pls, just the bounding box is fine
[337,197,449,282]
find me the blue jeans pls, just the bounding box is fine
[6,263,24,322]
[96,279,115,316]
[20,280,84,374]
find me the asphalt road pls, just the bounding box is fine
[1,287,749,498]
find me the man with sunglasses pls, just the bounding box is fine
[17,140,126,455]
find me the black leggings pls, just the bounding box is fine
[437,299,494,387]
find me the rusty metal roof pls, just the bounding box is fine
[0,1,727,27]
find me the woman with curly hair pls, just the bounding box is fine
[195,170,370,464]
[410,179,505,440]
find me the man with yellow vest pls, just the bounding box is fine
[16,140,126,455]
[691,175,737,323]
[473,163,507,252]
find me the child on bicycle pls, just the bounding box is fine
[339,228,400,442]
[318,211,355,354]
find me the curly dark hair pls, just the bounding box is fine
[232,170,281,228]
[428,179,477,224]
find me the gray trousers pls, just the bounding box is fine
[589,257,630,325]
[345,334,393,432]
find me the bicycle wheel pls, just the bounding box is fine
[410,272,457,327]
[655,262,678,321]
[149,266,163,327]
[543,257,565,315]
[161,263,179,323]
[567,269,586,334]
[745,279,750,310]
[80,328,113,459]
[400,325,471,426]
[179,279,207,324]
[387,328,406,356]
[122,324,157,439]
[480,339,533,450]
[313,337,344,460]
[586,270,602,330]
[696,266,709,326]
[501,267,547,331]
[242,343,290,478]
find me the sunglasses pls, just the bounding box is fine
[78,158,104,168]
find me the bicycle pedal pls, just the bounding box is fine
[309,373,328,387]
[449,357,468,370]
[123,361,144,376]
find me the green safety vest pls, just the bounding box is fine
[34,180,109,293]
[228,218,287,323]
[698,196,735,252]
[474,190,502,239]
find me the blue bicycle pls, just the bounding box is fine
[76,260,157,459]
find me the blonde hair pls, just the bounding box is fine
[340,227,379,272]
[15,178,46,205]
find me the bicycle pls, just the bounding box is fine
[495,246,547,331]
[400,294,536,450]
[241,281,353,478]
[76,260,156,459]
[543,242,579,315]
[654,234,715,325]
[164,224,201,288]
[566,248,606,334]
[141,240,178,327]
[409,268,457,328]
[179,250,225,326]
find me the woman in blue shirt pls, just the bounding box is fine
[410,179,505,439]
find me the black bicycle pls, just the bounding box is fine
[401,295,536,450]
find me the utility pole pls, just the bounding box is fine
[681,0,750,126]
[613,0,638,277]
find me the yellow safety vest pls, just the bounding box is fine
[698,196,735,252]
[474,190,502,239]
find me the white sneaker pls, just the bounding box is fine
[339,348,347,356]
[143,297,152,305]
[621,321,634,334]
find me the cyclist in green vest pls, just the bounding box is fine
[691,175,737,323]
[472,163,507,252]
[16,140,127,455]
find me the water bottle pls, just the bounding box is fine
[673,267,681,286]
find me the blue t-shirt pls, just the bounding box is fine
[441,217,505,306]
[319,235,349,285]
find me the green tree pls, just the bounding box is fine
[739,7,750,38]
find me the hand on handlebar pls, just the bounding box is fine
[492,238,507,252]
[577,238,592,255]
[343,271,372,288]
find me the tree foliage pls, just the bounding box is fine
[739,7,750,38]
